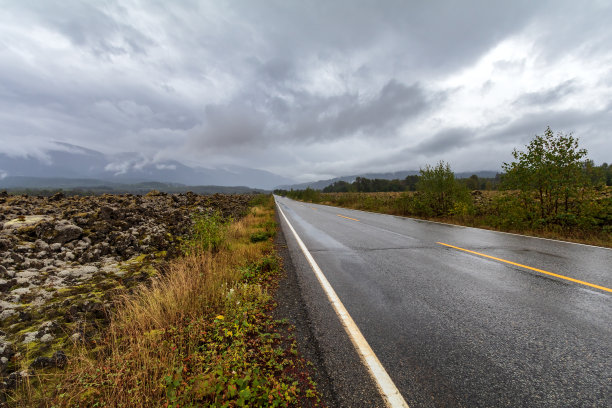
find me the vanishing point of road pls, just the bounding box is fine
[275,196,611,407]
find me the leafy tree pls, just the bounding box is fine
[416,161,469,216]
[465,174,480,190]
[404,175,419,191]
[502,126,589,219]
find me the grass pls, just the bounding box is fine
[293,191,612,248]
[8,195,322,407]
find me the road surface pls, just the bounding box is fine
[275,196,612,407]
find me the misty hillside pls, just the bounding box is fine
[0,177,264,194]
[0,143,293,190]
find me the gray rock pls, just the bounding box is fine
[0,265,14,279]
[0,238,10,251]
[22,331,37,344]
[99,206,118,220]
[4,369,31,390]
[30,350,67,369]
[0,341,14,359]
[15,270,38,285]
[58,265,98,281]
[52,221,83,244]
[0,309,16,320]
[49,243,62,252]
[34,239,49,251]
[1,257,15,267]
[22,258,44,269]
[15,245,32,254]
[0,278,15,292]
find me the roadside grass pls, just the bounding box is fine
[294,191,612,248]
[10,195,322,407]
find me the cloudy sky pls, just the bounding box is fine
[1,0,611,182]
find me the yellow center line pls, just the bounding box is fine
[337,214,360,222]
[437,242,612,293]
[310,207,318,210]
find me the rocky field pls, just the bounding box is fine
[0,191,252,391]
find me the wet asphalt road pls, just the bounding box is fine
[275,196,612,408]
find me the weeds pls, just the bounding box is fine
[185,211,230,254]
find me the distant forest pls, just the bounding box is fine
[275,162,612,194]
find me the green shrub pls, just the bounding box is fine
[417,161,471,216]
[187,211,230,253]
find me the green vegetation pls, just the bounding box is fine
[11,196,322,407]
[502,126,589,219]
[415,161,470,216]
[277,128,611,247]
[185,211,231,253]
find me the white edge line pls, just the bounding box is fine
[276,199,409,408]
[296,198,611,251]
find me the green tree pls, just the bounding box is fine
[465,174,480,190]
[416,161,469,216]
[502,126,589,220]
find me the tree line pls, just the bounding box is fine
[275,127,612,240]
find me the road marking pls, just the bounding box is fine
[310,206,318,210]
[337,214,360,222]
[277,202,409,408]
[437,242,612,293]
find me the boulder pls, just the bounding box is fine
[3,370,30,390]
[98,206,118,221]
[0,265,12,279]
[0,239,10,251]
[29,350,67,369]
[52,220,83,244]
[48,192,65,202]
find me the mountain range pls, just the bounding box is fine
[0,143,293,190]
[1,142,500,192]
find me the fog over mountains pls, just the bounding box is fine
[0,143,503,192]
[0,143,293,190]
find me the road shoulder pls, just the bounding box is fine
[274,205,387,408]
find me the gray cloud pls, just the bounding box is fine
[513,80,576,107]
[288,80,439,143]
[413,127,473,155]
[0,0,610,181]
